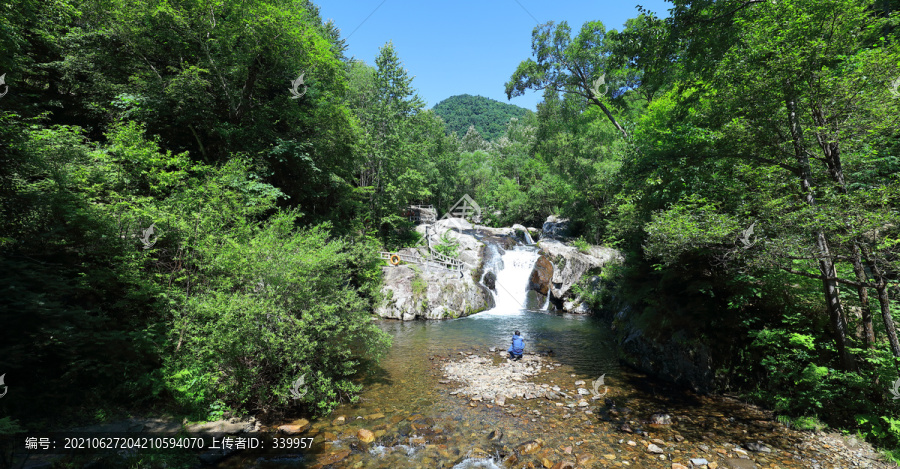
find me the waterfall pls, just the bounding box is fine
[522,230,535,245]
[479,246,540,316]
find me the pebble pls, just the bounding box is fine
[647,443,664,454]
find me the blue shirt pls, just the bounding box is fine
[509,335,525,353]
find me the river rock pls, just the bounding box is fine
[277,419,310,434]
[377,256,491,320]
[483,271,497,290]
[723,458,757,469]
[357,428,375,443]
[312,449,350,468]
[184,417,258,434]
[528,255,553,295]
[646,443,664,454]
[537,238,622,312]
[517,440,542,454]
[542,215,571,239]
[651,413,672,425]
[744,442,771,452]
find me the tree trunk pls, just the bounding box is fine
[588,95,629,139]
[861,244,900,367]
[849,244,876,348]
[810,107,876,350]
[786,88,856,370]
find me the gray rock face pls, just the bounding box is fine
[378,225,491,320]
[377,263,491,320]
[542,215,572,239]
[618,322,715,394]
[538,238,623,313]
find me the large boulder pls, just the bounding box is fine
[417,219,482,267]
[528,256,553,296]
[406,205,436,224]
[379,225,492,320]
[538,239,622,313]
[377,262,492,320]
[542,215,571,240]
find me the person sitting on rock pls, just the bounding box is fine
[508,331,525,360]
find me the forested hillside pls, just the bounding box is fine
[1,0,900,461]
[432,94,531,141]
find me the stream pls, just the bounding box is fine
[216,244,883,469]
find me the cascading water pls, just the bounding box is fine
[479,245,540,316]
[522,230,535,245]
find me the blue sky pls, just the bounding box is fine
[317,0,673,111]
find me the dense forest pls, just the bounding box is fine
[1,0,900,462]
[432,94,531,141]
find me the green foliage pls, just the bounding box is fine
[856,414,900,462]
[433,229,460,258]
[411,272,428,299]
[572,237,591,254]
[432,94,531,141]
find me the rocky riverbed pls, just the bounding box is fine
[250,351,898,469]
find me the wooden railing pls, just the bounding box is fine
[380,248,464,271]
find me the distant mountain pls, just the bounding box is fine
[432,94,531,141]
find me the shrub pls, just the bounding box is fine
[166,212,391,416]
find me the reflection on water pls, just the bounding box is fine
[380,310,619,377]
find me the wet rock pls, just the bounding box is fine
[620,424,633,433]
[311,449,351,468]
[538,238,622,310]
[542,216,571,240]
[357,428,375,443]
[550,461,575,469]
[484,271,497,290]
[331,416,346,426]
[516,440,542,454]
[574,380,585,386]
[488,429,503,441]
[647,443,664,454]
[651,413,672,425]
[184,417,257,434]
[469,447,491,458]
[365,413,385,420]
[744,442,771,453]
[723,458,757,469]
[690,458,710,466]
[671,464,688,469]
[528,256,553,295]
[277,418,310,434]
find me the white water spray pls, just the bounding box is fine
[480,247,539,316]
